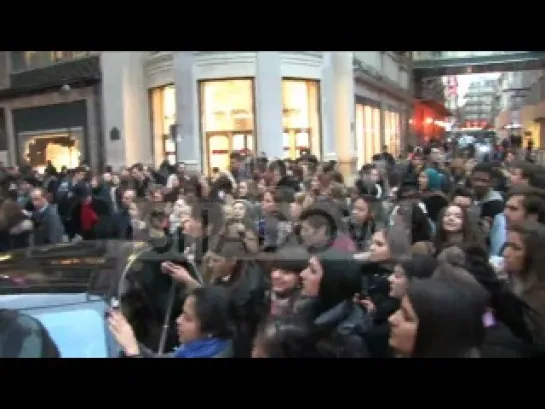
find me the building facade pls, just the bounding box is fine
[0,52,102,171]
[494,70,545,147]
[102,51,412,175]
[460,79,497,126]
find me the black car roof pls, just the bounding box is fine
[0,240,150,297]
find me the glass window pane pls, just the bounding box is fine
[356,104,364,167]
[372,107,381,160]
[282,79,320,159]
[201,80,254,133]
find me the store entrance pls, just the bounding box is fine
[206,131,253,174]
[282,128,311,160]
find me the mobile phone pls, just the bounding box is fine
[104,297,120,318]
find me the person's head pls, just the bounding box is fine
[504,186,545,227]
[310,175,320,192]
[128,202,139,219]
[435,204,482,251]
[151,189,164,203]
[121,189,136,209]
[269,246,309,296]
[73,166,87,183]
[176,286,233,344]
[268,160,286,186]
[237,180,249,198]
[252,317,317,358]
[411,153,424,172]
[433,246,482,289]
[290,192,307,220]
[471,162,494,198]
[30,188,48,210]
[232,200,249,220]
[130,164,144,180]
[257,178,267,196]
[186,199,225,238]
[102,172,113,184]
[299,200,344,250]
[300,249,361,315]
[206,233,248,280]
[388,279,485,358]
[111,173,121,186]
[388,255,437,299]
[509,160,536,187]
[505,150,516,165]
[369,227,411,263]
[351,195,375,224]
[504,221,545,282]
[418,168,442,192]
[229,152,243,171]
[450,185,472,208]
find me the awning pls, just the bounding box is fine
[415,98,453,117]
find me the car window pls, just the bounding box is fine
[30,306,109,358]
[0,310,45,357]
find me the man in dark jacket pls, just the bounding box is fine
[30,188,64,246]
[113,189,136,240]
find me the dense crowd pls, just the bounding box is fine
[2,140,545,358]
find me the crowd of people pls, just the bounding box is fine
[2,140,545,358]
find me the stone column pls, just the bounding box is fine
[255,52,284,159]
[101,52,151,169]
[320,52,336,161]
[332,52,356,181]
[173,52,201,172]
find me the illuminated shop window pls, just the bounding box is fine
[355,105,364,169]
[281,79,321,160]
[200,79,255,174]
[150,85,177,165]
[20,129,83,173]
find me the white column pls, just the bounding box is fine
[255,52,284,159]
[332,52,356,161]
[101,52,151,169]
[320,52,336,160]
[173,52,201,171]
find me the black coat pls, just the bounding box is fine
[214,261,268,358]
[311,299,371,358]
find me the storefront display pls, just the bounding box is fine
[384,110,401,158]
[150,85,177,164]
[19,128,83,173]
[282,79,320,159]
[200,79,255,173]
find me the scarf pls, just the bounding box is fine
[173,337,228,358]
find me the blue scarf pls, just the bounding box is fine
[173,337,228,358]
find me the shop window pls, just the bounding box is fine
[355,104,364,169]
[281,79,321,160]
[200,79,255,174]
[384,110,400,158]
[362,105,381,164]
[19,128,83,173]
[150,85,177,165]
